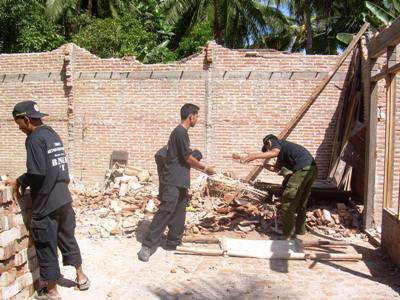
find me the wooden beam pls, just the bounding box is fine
[371,61,400,82]
[369,16,400,59]
[364,69,378,229]
[245,23,370,183]
[383,46,397,210]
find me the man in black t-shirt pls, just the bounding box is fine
[243,134,318,239]
[6,101,90,300]
[138,103,216,262]
[155,146,203,198]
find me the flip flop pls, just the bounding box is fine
[76,277,91,291]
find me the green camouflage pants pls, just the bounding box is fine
[281,164,318,237]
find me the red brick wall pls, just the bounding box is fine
[0,42,350,185]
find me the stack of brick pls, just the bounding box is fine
[0,185,38,300]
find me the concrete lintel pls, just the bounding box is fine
[181,71,206,80]
[127,72,152,80]
[151,71,182,80]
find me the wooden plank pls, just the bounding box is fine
[328,50,361,178]
[364,70,378,230]
[383,74,396,209]
[176,246,224,256]
[245,23,370,183]
[371,61,400,82]
[369,16,400,59]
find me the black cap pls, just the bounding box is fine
[192,150,203,161]
[261,134,278,152]
[12,101,48,119]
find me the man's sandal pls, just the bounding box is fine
[76,277,91,291]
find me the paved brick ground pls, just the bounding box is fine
[48,232,400,300]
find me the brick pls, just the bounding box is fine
[0,257,15,274]
[12,285,34,300]
[14,247,36,267]
[0,268,17,287]
[0,281,19,300]
[0,186,12,204]
[0,269,38,300]
[0,228,19,248]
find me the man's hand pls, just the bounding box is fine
[205,165,216,176]
[4,178,20,201]
[241,152,259,164]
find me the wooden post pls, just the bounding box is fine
[364,54,378,229]
[383,47,396,210]
[245,23,370,183]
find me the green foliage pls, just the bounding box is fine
[0,0,65,53]
[71,9,177,63]
[175,21,213,59]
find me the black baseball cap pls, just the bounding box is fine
[12,101,48,119]
[261,134,278,152]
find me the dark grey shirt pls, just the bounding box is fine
[271,139,315,172]
[19,126,72,218]
[163,125,192,189]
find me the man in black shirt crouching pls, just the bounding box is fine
[243,134,318,239]
[6,101,89,300]
[138,103,216,262]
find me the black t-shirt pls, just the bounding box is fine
[20,126,72,218]
[163,125,192,189]
[271,139,315,172]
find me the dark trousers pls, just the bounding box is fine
[281,164,318,237]
[143,185,188,248]
[31,203,82,281]
[155,155,165,198]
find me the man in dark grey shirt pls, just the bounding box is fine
[6,101,90,300]
[243,134,317,239]
[138,103,215,262]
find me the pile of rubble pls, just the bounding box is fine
[71,163,158,239]
[71,166,365,241]
[306,202,364,239]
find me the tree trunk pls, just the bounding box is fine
[305,0,312,53]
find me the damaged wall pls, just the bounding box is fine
[0,42,350,184]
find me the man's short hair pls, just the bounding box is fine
[181,103,199,120]
[262,134,278,152]
[192,150,203,161]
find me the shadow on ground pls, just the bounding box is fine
[149,274,299,300]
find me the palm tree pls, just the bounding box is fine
[267,0,317,53]
[336,0,398,46]
[162,0,267,48]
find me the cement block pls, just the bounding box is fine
[94,72,112,80]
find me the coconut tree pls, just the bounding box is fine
[162,0,268,48]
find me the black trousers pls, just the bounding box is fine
[143,185,188,248]
[31,203,82,281]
